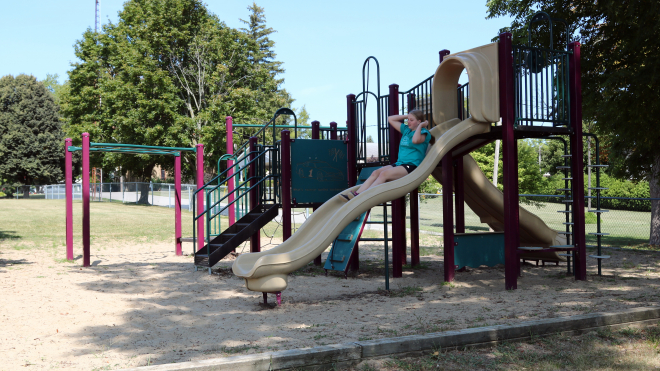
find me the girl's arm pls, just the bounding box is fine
[387,114,407,133]
[412,121,429,144]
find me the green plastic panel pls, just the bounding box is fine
[454,232,505,269]
[291,139,348,204]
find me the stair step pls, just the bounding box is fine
[557,232,572,235]
[518,246,543,251]
[556,166,572,169]
[563,222,574,225]
[589,232,610,236]
[561,178,573,180]
[589,255,611,259]
[587,164,608,168]
[561,154,572,157]
[556,188,571,191]
[588,187,608,190]
[588,209,609,213]
[557,210,572,213]
[550,245,575,249]
[562,200,574,203]
[194,204,279,268]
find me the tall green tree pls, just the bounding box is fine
[0,75,63,197]
[487,0,660,244]
[61,0,287,202]
[239,2,292,125]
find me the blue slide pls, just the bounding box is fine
[323,167,378,273]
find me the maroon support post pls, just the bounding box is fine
[388,84,406,276]
[311,120,320,140]
[442,154,455,282]
[346,95,358,187]
[330,122,338,140]
[346,96,360,271]
[65,138,73,261]
[226,116,235,227]
[499,32,520,290]
[569,41,587,281]
[196,144,205,252]
[410,188,420,267]
[281,130,292,241]
[439,49,451,64]
[310,121,322,265]
[175,153,182,255]
[455,158,465,233]
[249,137,260,252]
[407,93,420,266]
[82,133,90,267]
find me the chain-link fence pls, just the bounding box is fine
[41,182,204,211]
[4,184,657,247]
[366,194,655,248]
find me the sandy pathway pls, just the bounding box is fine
[1,241,660,370]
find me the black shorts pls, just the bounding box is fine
[394,164,417,174]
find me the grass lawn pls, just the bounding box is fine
[368,196,654,248]
[0,199,197,251]
[363,326,660,370]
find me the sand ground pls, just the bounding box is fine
[1,239,660,370]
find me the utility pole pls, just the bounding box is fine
[95,0,101,32]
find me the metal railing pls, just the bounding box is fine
[512,44,571,128]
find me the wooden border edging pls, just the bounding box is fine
[121,306,660,371]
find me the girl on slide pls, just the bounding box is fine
[342,109,431,201]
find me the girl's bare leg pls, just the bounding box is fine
[367,166,408,190]
[355,166,392,194]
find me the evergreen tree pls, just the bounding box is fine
[0,74,63,197]
[240,2,283,77]
[239,2,292,124]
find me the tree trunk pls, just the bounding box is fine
[650,154,660,245]
[22,185,30,199]
[137,182,151,205]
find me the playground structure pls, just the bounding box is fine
[223,13,607,296]
[64,136,204,266]
[61,13,609,298]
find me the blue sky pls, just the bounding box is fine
[0,0,513,133]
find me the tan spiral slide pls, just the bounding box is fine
[233,42,564,293]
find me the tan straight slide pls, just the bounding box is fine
[431,155,567,262]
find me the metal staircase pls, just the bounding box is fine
[192,110,296,272]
